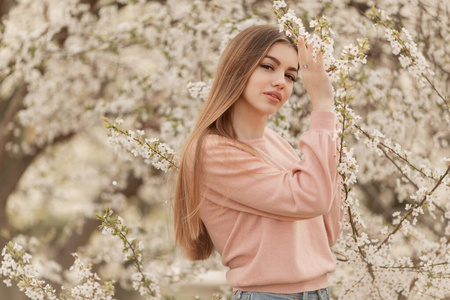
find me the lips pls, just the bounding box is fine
[264,91,282,103]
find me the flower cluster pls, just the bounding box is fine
[0,242,58,300]
[131,272,160,299]
[97,208,160,300]
[0,242,115,300]
[272,0,287,11]
[187,81,211,100]
[67,254,115,300]
[367,7,434,84]
[274,2,370,82]
[337,146,358,186]
[104,117,178,172]
[275,8,308,41]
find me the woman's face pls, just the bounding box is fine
[237,42,298,117]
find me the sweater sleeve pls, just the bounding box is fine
[200,111,340,221]
[322,177,344,246]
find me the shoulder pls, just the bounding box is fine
[203,133,251,151]
[201,134,236,157]
[202,133,236,151]
[264,127,293,149]
[202,134,260,164]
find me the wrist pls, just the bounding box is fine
[312,101,334,112]
[310,110,337,131]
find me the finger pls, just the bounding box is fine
[307,42,315,62]
[297,36,308,65]
[315,49,326,71]
[315,49,323,64]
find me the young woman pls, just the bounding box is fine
[174,25,342,300]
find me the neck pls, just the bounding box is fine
[232,99,267,140]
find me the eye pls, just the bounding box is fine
[285,74,296,82]
[260,64,274,70]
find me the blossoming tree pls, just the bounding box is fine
[0,0,449,299]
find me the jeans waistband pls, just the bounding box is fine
[232,287,330,300]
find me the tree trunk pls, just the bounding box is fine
[0,152,38,248]
[0,0,16,23]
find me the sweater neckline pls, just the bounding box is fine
[239,128,267,144]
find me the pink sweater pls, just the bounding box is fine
[199,111,343,293]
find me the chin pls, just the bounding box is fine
[262,110,278,117]
[254,104,281,117]
[268,106,281,114]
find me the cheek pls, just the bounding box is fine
[242,83,256,101]
[243,75,260,93]
[284,85,294,99]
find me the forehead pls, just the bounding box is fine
[265,42,298,67]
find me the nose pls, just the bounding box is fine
[272,72,286,89]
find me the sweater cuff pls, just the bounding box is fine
[310,111,336,132]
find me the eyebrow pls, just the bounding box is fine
[265,55,298,73]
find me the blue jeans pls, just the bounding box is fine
[232,287,330,300]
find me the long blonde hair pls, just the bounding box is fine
[174,25,297,260]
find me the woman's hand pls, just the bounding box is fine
[297,37,334,111]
